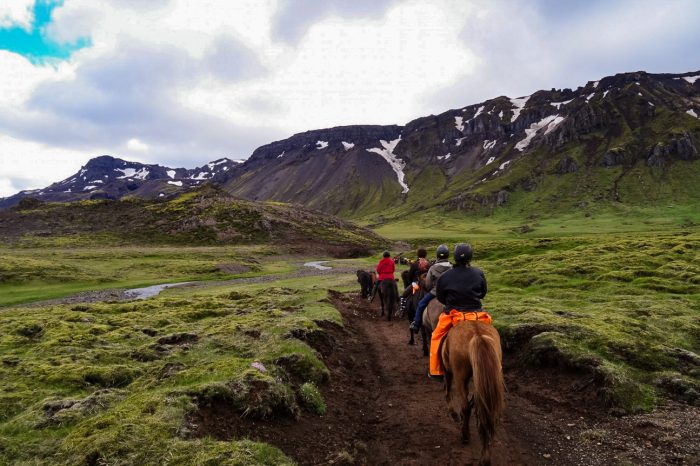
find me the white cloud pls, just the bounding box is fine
[126,138,149,152]
[0,133,93,197]
[0,0,699,198]
[181,0,480,132]
[0,0,34,30]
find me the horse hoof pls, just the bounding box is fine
[461,437,470,445]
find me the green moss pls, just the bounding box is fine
[298,382,326,415]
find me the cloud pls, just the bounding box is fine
[0,0,34,30]
[272,0,397,43]
[1,0,699,197]
[0,132,92,197]
[424,0,700,111]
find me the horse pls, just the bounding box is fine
[440,321,505,466]
[375,279,398,320]
[406,273,428,346]
[420,298,443,356]
[356,270,373,299]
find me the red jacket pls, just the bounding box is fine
[376,257,395,281]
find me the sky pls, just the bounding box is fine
[0,0,699,197]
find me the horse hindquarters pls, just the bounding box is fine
[468,329,505,465]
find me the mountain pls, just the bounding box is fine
[3,69,700,218]
[0,186,386,255]
[0,155,245,209]
[221,70,700,218]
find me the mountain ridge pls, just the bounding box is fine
[3,69,700,217]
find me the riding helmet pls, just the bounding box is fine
[454,243,473,264]
[382,250,391,258]
[436,244,449,260]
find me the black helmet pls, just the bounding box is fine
[436,244,449,260]
[454,243,473,264]
[382,251,391,258]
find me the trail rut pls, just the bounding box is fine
[193,291,700,465]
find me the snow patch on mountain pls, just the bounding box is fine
[116,168,149,180]
[510,96,530,122]
[455,116,464,132]
[191,172,210,180]
[455,137,467,147]
[485,156,495,166]
[167,170,176,179]
[550,99,573,109]
[277,151,285,158]
[168,181,183,186]
[515,115,564,151]
[316,140,329,150]
[682,75,700,84]
[687,109,699,118]
[499,160,511,170]
[437,153,451,161]
[366,137,408,193]
[483,140,497,150]
[342,141,355,151]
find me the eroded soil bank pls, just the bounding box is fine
[191,292,699,465]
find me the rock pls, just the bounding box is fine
[496,190,508,206]
[647,132,698,167]
[602,148,626,167]
[157,332,198,345]
[557,156,579,174]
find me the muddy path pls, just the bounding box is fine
[192,292,699,465]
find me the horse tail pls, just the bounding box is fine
[468,331,504,447]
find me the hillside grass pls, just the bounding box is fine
[1,217,698,464]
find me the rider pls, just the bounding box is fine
[399,248,429,311]
[372,250,395,299]
[429,243,489,378]
[409,244,451,332]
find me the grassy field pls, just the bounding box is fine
[0,267,359,465]
[1,213,698,464]
[0,245,299,307]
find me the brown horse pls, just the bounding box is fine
[440,321,505,465]
[420,297,443,356]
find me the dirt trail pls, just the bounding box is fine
[192,292,700,466]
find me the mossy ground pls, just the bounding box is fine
[0,267,358,465]
[1,216,698,463]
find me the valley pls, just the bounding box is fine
[0,69,698,465]
[1,212,697,465]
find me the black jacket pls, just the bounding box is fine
[436,265,487,312]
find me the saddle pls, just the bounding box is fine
[447,310,492,326]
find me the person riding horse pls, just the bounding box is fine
[371,250,395,299]
[409,244,451,332]
[399,248,429,314]
[429,243,489,378]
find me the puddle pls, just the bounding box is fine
[303,261,332,271]
[124,282,193,300]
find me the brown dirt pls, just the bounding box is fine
[190,292,700,466]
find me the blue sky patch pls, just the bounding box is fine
[0,0,90,64]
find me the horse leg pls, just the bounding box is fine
[408,328,415,346]
[379,290,385,316]
[462,393,474,445]
[421,327,430,357]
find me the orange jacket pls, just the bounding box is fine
[376,257,395,281]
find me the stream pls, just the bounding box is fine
[303,261,332,270]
